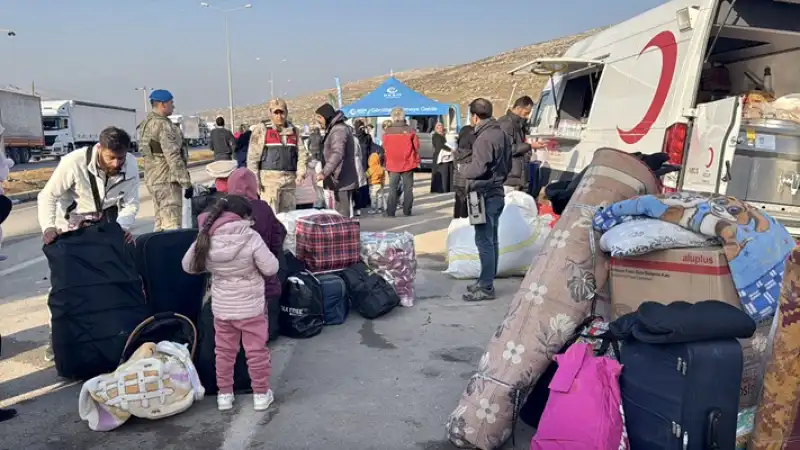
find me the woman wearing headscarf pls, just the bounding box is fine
[430,123,453,193]
[452,125,476,219]
[352,119,373,215]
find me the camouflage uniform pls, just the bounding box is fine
[138,111,192,232]
[247,121,309,213]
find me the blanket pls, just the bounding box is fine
[593,192,795,321]
[78,341,204,431]
[446,149,660,449]
[750,247,800,449]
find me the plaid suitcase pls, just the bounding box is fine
[296,213,360,273]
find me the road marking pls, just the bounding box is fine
[0,380,79,408]
[0,255,46,277]
[220,339,297,450]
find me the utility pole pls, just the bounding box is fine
[201,2,253,128]
[135,87,149,115]
[31,80,35,95]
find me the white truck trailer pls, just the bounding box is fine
[169,115,208,147]
[0,89,44,164]
[41,100,138,158]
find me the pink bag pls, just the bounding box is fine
[531,343,627,450]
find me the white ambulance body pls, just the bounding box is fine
[513,0,800,234]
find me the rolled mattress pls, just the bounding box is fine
[446,148,660,449]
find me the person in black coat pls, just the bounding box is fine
[452,125,476,219]
[234,125,252,168]
[430,123,454,194]
[353,119,373,214]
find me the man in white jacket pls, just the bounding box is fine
[37,126,140,243]
[37,126,140,361]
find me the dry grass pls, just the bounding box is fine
[3,150,215,196]
[199,29,600,125]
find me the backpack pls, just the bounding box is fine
[340,262,400,319]
[530,343,627,450]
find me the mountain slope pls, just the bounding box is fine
[201,29,599,126]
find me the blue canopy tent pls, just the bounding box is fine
[343,77,452,118]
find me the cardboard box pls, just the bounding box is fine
[609,246,774,408]
[609,246,739,318]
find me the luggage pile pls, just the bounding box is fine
[446,149,800,450]
[274,210,417,339]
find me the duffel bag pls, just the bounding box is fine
[340,262,400,319]
[280,271,324,338]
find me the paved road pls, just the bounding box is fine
[10,147,211,173]
[0,171,531,450]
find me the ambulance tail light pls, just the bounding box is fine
[660,122,687,193]
[662,122,687,166]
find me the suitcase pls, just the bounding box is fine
[295,213,360,273]
[317,273,348,325]
[620,338,742,450]
[135,230,207,323]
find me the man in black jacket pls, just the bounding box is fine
[459,98,512,301]
[499,96,535,192]
[209,117,235,161]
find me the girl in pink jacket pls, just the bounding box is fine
[182,195,279,412]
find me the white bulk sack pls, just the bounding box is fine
[443,203,549,279]
[277,209,339,253]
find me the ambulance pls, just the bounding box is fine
[511,0,800,234]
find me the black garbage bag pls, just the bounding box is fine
[279,271,324,338]
[43,222,151,380]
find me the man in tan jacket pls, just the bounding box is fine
[246,98,309,213]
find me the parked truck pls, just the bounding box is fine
[169,115,208,147]
[0,89,44,164]
[40,100,138,159]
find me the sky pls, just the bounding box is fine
[0,0,667,119]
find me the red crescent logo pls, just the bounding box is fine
[706,147,714,168]
[617,30,678,145]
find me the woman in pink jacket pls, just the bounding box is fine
[182,195,279,412]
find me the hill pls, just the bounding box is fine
[200,29,599,126]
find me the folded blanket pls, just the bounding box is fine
[593,193,795,321]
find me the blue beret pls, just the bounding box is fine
[149,89,174,102]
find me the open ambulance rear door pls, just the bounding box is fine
[680,96,743,194]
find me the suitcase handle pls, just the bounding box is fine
[706,409,722,450]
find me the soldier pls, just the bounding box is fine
[138,89,193,232]
[246,98,308,213]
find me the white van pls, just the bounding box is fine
[512,0,800,234]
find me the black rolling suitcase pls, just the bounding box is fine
[619,338,742,450]
[135,230,207,323]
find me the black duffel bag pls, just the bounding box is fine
[43,222,151,380]
[279,271,324,338]
[340,262,400,319]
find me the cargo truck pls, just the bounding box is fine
[41,100,138,159]
[0,89,44,164]
[169,115,208,147]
